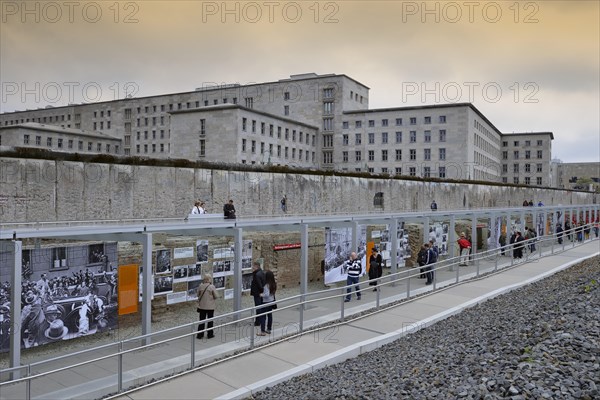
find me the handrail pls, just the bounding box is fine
[1,223,598,397]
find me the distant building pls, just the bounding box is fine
[0,73,557,186]
[551,161,600,191]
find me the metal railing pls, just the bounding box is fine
[1,223,598,400]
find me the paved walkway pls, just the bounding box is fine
[108,240,599,400]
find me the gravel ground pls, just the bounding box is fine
[250,256,600,400]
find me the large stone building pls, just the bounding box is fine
[551,161,600,191]
[1,72,557,186]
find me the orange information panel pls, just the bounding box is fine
[366,242,375,273]
[118,264,139,315]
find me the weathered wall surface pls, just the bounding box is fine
[0,157,597,223]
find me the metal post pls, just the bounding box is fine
[2,240,22,378]
[351,221,359,252]
[406,274,410,298]
[423,216,430,245]
[340,288,346,321]
[471,214,477,266]
[390,218,398,287]
[141,233,152,345]
[191,324,196,367]
[376,286,380,310]
[26,365,31,400]
[449,215,456,271]
[118,341,123,392]
[233,228,243,321]
[299,223,308,330]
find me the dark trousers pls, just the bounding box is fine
[197,309,214,338]
[346,276,361,300]
[258,304,273,332]
[424,265,434,284]
[253,295,262,324]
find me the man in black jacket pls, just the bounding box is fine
[223,200,236,219]
[250,261,266,326]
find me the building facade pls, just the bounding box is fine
[1,73,558,186]
[551,161,600,191]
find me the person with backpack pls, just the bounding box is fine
[280,195,287,213]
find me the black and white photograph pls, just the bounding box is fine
[188,264,202,279]
[2,242,119,352]
[242,240,253,260]
[196,240,208,263]
[430,223,450,256]
[173,265,189,282]
[242,258,252,270]
[223,260,232,274]
[88,244,105,265]
[213,247,234,259]
[242,273,253,291]
[186,279,202,301]
[155,249,172,275]
[153,275,173,296]
[212,261,225,277]
[213,276,225,289]
[324,226,367,285]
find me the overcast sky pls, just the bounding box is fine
[1,0,598,163]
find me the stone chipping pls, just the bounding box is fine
[250,256,600,400]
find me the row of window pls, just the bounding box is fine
[241,139,315,162]
[342,130,447,145]
[241,118,315,146]
[343,115,447,129]
[342,148,447,162]
[503,163,545,173]
[133,130,167,141]
[503,139,544,147]
[474,119,501,147]
[502,176,544,185]
[502,150,544,160]
[135,116,167,127]
[3,114,72,125]
[22,134,119,153]
[135,143,167,154]
[339,166,448,179]
[348,90,365,104]
[126,98,243,118]
[92,110,111,118]
[93,121,111,130]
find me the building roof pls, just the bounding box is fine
[0,122,120,141]
[502,132,554,140]
[169,104,320,130]
[343,102,504,136]
[1,73,368,115]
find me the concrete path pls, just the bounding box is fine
[108,240,599,400]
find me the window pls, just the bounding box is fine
[537,140,543,146]
[410,149,416,160]
[439,148,446,160]
[323,88,334,98]
[68,139,73,149]
[284,92,290,100]
[270,144,273,155]
[261,142,265,154]
[439,130,446,142]
[343,134,349,145]
[323,102,334,114]
[381,132,388,144]
[355,151,362,161]
[342,151,348,162]
[395,131,402,143]
[204,100,209,106]
[57,138,63,148]
[525,150,531,159]
[323,135,333,147]
[424,116,431,124]
[525,164,531,173]
[395,118,402,126]
[424,148,431,160]
[269,124,274,137]
[423,167,431,178]
[381,119,388,127]
[502,151,508,160]
[410,117,417,125]
[245,97,254,108]
[261,122,265,135]
[242,139,247,152]
[144,131,148,140]
[160,130,165,139]
[97,143,102,152]
[410,131,416,143]
[285,128,289,140]
[291,148,296,159]
[381,149,388,161]
[277,145,281,157]
[439,115,446,123]
[502,177,508,183]
[323,118,333,131]
[368,120,375,127]
[395,167,402,175]
[368,150,375,161]
[160,143,165,153]
[502,141,508,147]
[323,151,333,164]
[79,141,83,150]
[502,164,508,173]
[395,149,402,161]
[525,177,531,185]
[513,177,519,184]
[355,121,362,128]
[513,163,519,173]
[409,167,416,176]
[342,121,349,129]
[536,163,543,172]
[525,140,531,147]
[513,141,519,146]
[252,120,256,133]
[374,192,384,208]
[368,133,375,144]
[536,177,543,185]
[47,137,52,147]
[355,134,362,145]
[277,126,282,139]
[143,144,148,153]
[299,131,303,142]
[242,118,247,131]
[424,130,431,142]
[439,166,446,178]
[285,147,289,158]
[24,134,29,144]
[537,150,543,158]
[93,122,97,130]
[251,140,256,153]
[513,150,519,159]
[284,105,289,116]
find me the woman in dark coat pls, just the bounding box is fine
[368,247,383,291]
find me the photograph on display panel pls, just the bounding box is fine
[213,276,225,290]
[173,265,189,282]
[323,226,367,285]
[153,275,173,295]
[187,279,202,301]
[1,242,119,352]
[242,273,253,291]
[155,249,172,274]
[196,240,208,263]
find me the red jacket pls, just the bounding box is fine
[457,238,471,249]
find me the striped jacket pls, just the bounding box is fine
[346,258,362,278]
